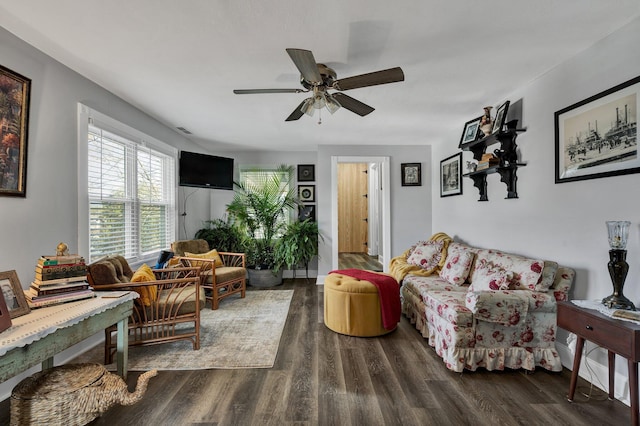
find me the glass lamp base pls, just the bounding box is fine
[602,294,636,311]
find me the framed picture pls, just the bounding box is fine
[555,75,640,183]
[440,153,462,197]
[0,270,30,318]
[401,163,421,186]
[0,65,31,197]
[492,101,510,135]
[297,164,315,182]
[460,116,482,146]
[298,185,315,202]
[299,204,316,222]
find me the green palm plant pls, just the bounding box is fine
[226,164,299,271]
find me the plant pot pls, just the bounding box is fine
[247,268,283,288]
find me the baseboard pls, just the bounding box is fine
[557,341,630,407]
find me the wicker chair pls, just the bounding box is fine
[171,239,247,310]
[87,255,203,364]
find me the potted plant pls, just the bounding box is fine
[275,218,322,279]
[226,165,299,287]
[194,218,244,253]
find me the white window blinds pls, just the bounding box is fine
[87,125,175,263]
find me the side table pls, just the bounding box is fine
[557,301,640,426]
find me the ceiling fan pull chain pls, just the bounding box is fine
[318,108,322,125]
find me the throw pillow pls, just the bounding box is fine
[439,250,475,286]
[131,263,158,306]
[184,249,223,267]
[535,260,559,292]
[469,262,513,291]
[406,240,444,271]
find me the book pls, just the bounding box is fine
[29,284,90,297]
[34,264,87,280]
[612,310,640,322]
[32,275,88,286]
[24,289,95,308]
[38,255,85,267]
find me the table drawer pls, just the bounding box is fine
[558,304,633,357]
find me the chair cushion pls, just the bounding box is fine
[201,266,246,285]
[171,239,210,256]
[156,286,206,315]
[88,255,133,285]
[185,249,223,267]
[131,264,158,306]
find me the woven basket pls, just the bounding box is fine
[11,363,157,426]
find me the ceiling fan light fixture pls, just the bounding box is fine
[325,93,341,114]
[302,97,315,117]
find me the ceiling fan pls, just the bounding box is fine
[233,48,405,122]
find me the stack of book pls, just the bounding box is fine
[25,255,95,308]
[476,153,500,171]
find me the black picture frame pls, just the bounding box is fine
[492,101,510,135]
[440,153,462,197]
[299,205,316,222]
[298,185,315,202]
[297,164,315,182]
[401,163,421,186]
[555,75,640,184]
[460,116,482,146]
[0,64,31,197]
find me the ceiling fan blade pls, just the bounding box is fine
[285,101,307,121]
[333,67,404,91]
[233,88,305,94]
[331,93,375,116]
[286,48,322,85]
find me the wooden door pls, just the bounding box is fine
[338,163,368,253]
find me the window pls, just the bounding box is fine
[79,105,176,264]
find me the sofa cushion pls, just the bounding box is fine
[469,249,544,291]
[424,290,473,328]
[439,249,475,286]
[406,240,444,271]
[535,261,559,292]
[185,248,223,267]
[469,262,513,291]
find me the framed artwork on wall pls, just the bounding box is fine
[440,152,462,197]
[0,64,31,197]
[299,205,316,222]
[555,75,640,183]
[298,185,315,202]
[492,100,510,135]
[297,164,315,182]
[460,116,482,146]
[401,163,421,186]
[0,270,30,319]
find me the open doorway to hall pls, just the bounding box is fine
[336,162,383,272]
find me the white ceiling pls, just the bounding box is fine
[1,1,638,152]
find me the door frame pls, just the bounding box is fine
[331,156,391,272]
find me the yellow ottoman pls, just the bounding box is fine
[324,272,397,337]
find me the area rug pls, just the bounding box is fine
[74,289,293,370]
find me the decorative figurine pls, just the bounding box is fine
[56,242,69,257]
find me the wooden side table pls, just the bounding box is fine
[557,301,640,426]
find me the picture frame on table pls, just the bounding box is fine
[297,164,315,182]
[0,270,30,318]
[555,75,640,184]
[0,64,31,198]
[492,101,510,135]
[299,205,316,222]
[459,116,482,146]
[298,185,315,202]
[440,152,462,197]
[401,163,421,186]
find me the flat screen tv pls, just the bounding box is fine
[179,151,234,190]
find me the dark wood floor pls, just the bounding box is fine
[338,252,383,271]
[0,280,630,425]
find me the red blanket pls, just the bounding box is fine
[329,269,400,330]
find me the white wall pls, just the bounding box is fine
[432,17,640,404]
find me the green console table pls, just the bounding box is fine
[0,292,136,382]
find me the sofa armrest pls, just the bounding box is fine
[465,290,531,326]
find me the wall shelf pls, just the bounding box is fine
[460,124,526,201]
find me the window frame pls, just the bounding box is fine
[78,103,178,265]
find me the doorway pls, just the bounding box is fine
[331,156,390,272]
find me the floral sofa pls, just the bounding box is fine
[390,233,575,372]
